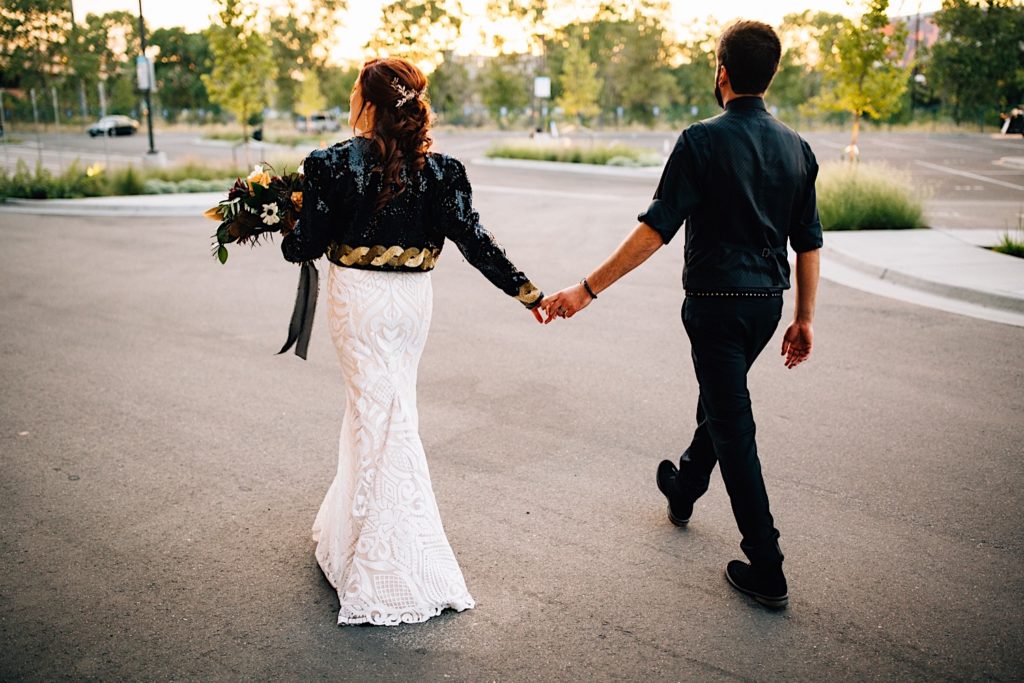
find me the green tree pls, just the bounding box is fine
[429,55,472,123]
[555,34,601,123]
[771,11,846,120]
[669,26,719,121]
[930,0,1024,127]
[320,65,360,112]
[268,0,345,113]
[108,72,139,115]
[545,5,677,126]
[812,0,909,159]
[149,27,212,121]
[480,55,530,127]
[202,0,275,141]
[599,14,677,125]
[295,69,327,130]
[0,0,70,92]
[367,0,463,71]
[66,11,137,119]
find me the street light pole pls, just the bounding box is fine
[137,0,157,155]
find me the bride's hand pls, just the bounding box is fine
[541,283,593,323]
[531,306,543,324]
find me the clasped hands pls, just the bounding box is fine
[529,282,594,324]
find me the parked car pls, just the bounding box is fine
[294,111,340,133]
[87,115,139,137]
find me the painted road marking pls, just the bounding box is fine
[915,161,1024,191]
[476,184,637,203]
[927,139,985,152]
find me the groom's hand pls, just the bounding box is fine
[781,321,813,369]
[540,283,593,323]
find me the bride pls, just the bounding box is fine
[281,57,545,626]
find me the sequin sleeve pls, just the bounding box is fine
[438,156,543,309]
[282,150,334,263]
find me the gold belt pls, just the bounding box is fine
[327,243,440,270]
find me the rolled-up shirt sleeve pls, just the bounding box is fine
[638,125,705,245]
[789,143,824,253]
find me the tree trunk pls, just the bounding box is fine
[241,107,251,168]
[848,111,861,162]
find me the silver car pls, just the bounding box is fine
[295,112,340,133]
[88,115,140,137]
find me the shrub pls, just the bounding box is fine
[109,166,146,195]
[816,162,926,230]
[142,177,232,193]
[0,160,106,200]
[486,141,662,167]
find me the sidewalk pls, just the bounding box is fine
[2,192,1023,326]
[820,228,1024,327]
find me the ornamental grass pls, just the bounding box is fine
[816,162,927,230]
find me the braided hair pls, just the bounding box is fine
[354,58,433,213]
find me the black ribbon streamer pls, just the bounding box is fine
[278,261,318,360]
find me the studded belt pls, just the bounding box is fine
[685,290,783,298]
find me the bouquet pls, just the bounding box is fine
[204,163,303,263]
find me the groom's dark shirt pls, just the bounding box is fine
[639,96,823,292]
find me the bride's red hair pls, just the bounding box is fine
[355,58,433,213]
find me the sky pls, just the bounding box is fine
[74,0,945,63]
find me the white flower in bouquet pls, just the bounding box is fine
[260,203,281,225]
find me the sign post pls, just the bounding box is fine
[0,89,8,166]
[30,88,42,166]
[136,0,158,157]
[533,76,551,134]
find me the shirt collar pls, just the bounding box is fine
[725,96,767,112]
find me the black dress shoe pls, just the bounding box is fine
[656,460,693,526]
[725,560,788,609]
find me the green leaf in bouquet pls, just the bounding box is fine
[217,244,228,264]
[216,223,232,244]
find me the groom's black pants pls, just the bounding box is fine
[679,295,784,568]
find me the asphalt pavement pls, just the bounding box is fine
[2,167,1022,680]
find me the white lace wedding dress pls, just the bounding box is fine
[311,264,476,626]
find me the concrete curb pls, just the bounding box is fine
[823,241,1024,314]
[0,194,221,218]
[472,156,664,178]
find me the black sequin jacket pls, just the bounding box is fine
[281,137,543,309]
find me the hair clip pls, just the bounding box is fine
[391,77,423,108]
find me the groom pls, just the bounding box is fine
[542,20,822,609]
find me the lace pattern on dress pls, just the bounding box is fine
[311,265,476,626]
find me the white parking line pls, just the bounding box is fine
[927,139,984,152]
[914,160,1024,191]
[808,139,846,150]
[475,183,637,203]
[871,140,918,151]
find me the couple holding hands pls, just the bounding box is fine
[281,19,822,626]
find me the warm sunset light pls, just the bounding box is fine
[4,0,1023,677]
[73,0,946,64]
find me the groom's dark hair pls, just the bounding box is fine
[716,21,782,95]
